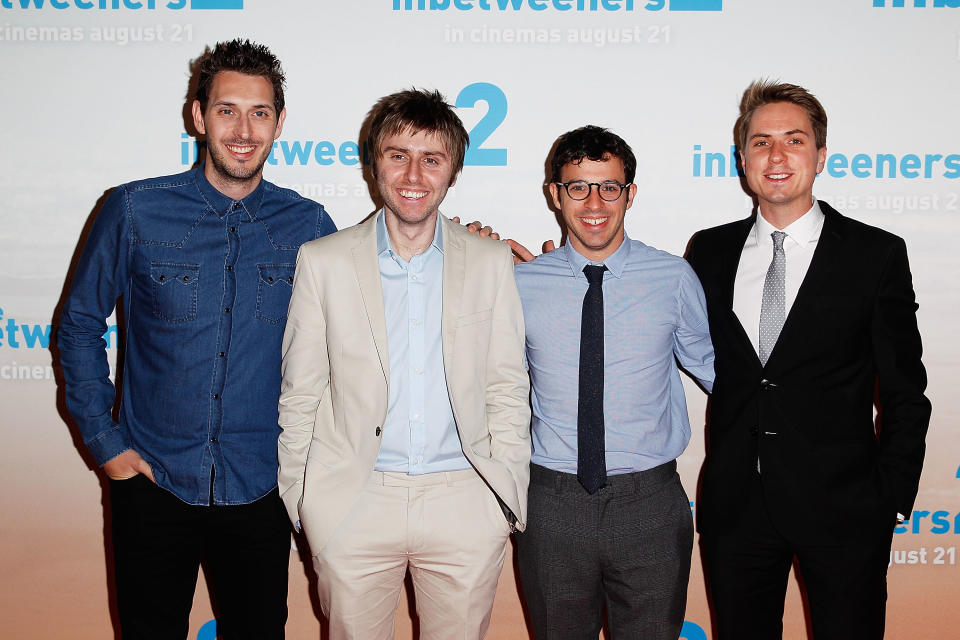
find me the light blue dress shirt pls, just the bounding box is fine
[514,235,715,475]
[374,212,471,474]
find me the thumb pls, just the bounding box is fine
[136,458,156,484]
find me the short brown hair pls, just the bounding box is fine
[195,39,285,114]
[736,80,827,151]
[366,88,468,184]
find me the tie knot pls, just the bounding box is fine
[771,230,786,250]
[583,264,606,284]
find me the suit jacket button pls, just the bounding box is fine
[375,427,382,437]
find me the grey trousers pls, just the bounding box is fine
[517,461,693,640]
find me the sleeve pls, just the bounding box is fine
[57,187,132,466]
[674,262,716,393]
[484,247,532,527]
[277,244,330,528]
[871,237,931,516]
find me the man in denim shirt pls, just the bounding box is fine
[57,40,336,639]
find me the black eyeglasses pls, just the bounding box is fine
[554,180,631,202]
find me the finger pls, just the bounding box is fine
[106,468,138,481]
[138,460,157,484]
[543,240,557,253]
[479,225,494,238]
[506,239,535,263]
[490,232,501,241]
[450,216,462,224]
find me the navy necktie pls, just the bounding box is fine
[578,264,607,494]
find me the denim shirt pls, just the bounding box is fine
[58,165,336,505]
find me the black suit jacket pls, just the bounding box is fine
[687,201,931,545]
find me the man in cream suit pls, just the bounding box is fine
[277,88,530,639]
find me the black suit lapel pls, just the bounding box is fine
[717,217,760,363]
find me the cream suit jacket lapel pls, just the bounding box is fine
[351,215,390,385]
[440,214,465,380]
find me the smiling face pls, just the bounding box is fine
[191,70,286,200]
[375,128,457,230]
[550,155,636,262]
[740,101,826,227]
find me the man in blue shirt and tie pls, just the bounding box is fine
[513,125,715,639]
[57,40,337,639]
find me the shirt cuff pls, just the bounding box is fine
[87,421,132,467]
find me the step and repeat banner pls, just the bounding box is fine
[1,1,958,638]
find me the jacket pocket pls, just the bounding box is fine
[150,262,199,323]
[455,308,492,327]
[256,263,295,324]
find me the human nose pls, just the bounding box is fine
[768,141,784,163]
[584,183,604,208]
[404,159,421,183]
[236,115,252,139]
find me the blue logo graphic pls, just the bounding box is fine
[680,621,708,640]
[392,0,720,13]
[691,144,960,179]
[873,0,959,7]
[670,0,720,10]
[0,0,241,10]
[190,0,241,8]
[894,508,960,535]
[197,619,217,640]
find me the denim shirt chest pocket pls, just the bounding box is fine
[150,262,200,323]
[256,263,295,324]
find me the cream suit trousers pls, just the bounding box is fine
[314,469,512,640]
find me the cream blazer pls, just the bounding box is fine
[277,213,531,554]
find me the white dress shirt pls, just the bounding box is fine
[733,199,825,356]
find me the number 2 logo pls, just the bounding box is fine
[456,83,508,167]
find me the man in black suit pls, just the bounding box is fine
[686,81,931,640]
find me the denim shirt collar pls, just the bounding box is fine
[193,162,265,222]
[562,232,632,280]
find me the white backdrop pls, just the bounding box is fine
[1,1,958,638]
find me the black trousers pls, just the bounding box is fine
[517,461,693,640]
[109,475,291,640]
[700,473,894,640]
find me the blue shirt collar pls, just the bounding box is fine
[376,209,445,258]
[193,162,264,222]
[561,233,631,280]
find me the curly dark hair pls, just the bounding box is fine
[549,125,636,185]
[195,39,285,114]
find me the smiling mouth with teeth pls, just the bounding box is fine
[226,144,256,154]
[582,217,608,226]
[399,189,427,199]
[765,173,790,180]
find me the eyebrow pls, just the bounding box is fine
[750,129,809,140]
[213,99,274,111]
[383,145,448,158]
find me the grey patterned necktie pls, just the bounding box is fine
[758,230,787,366]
